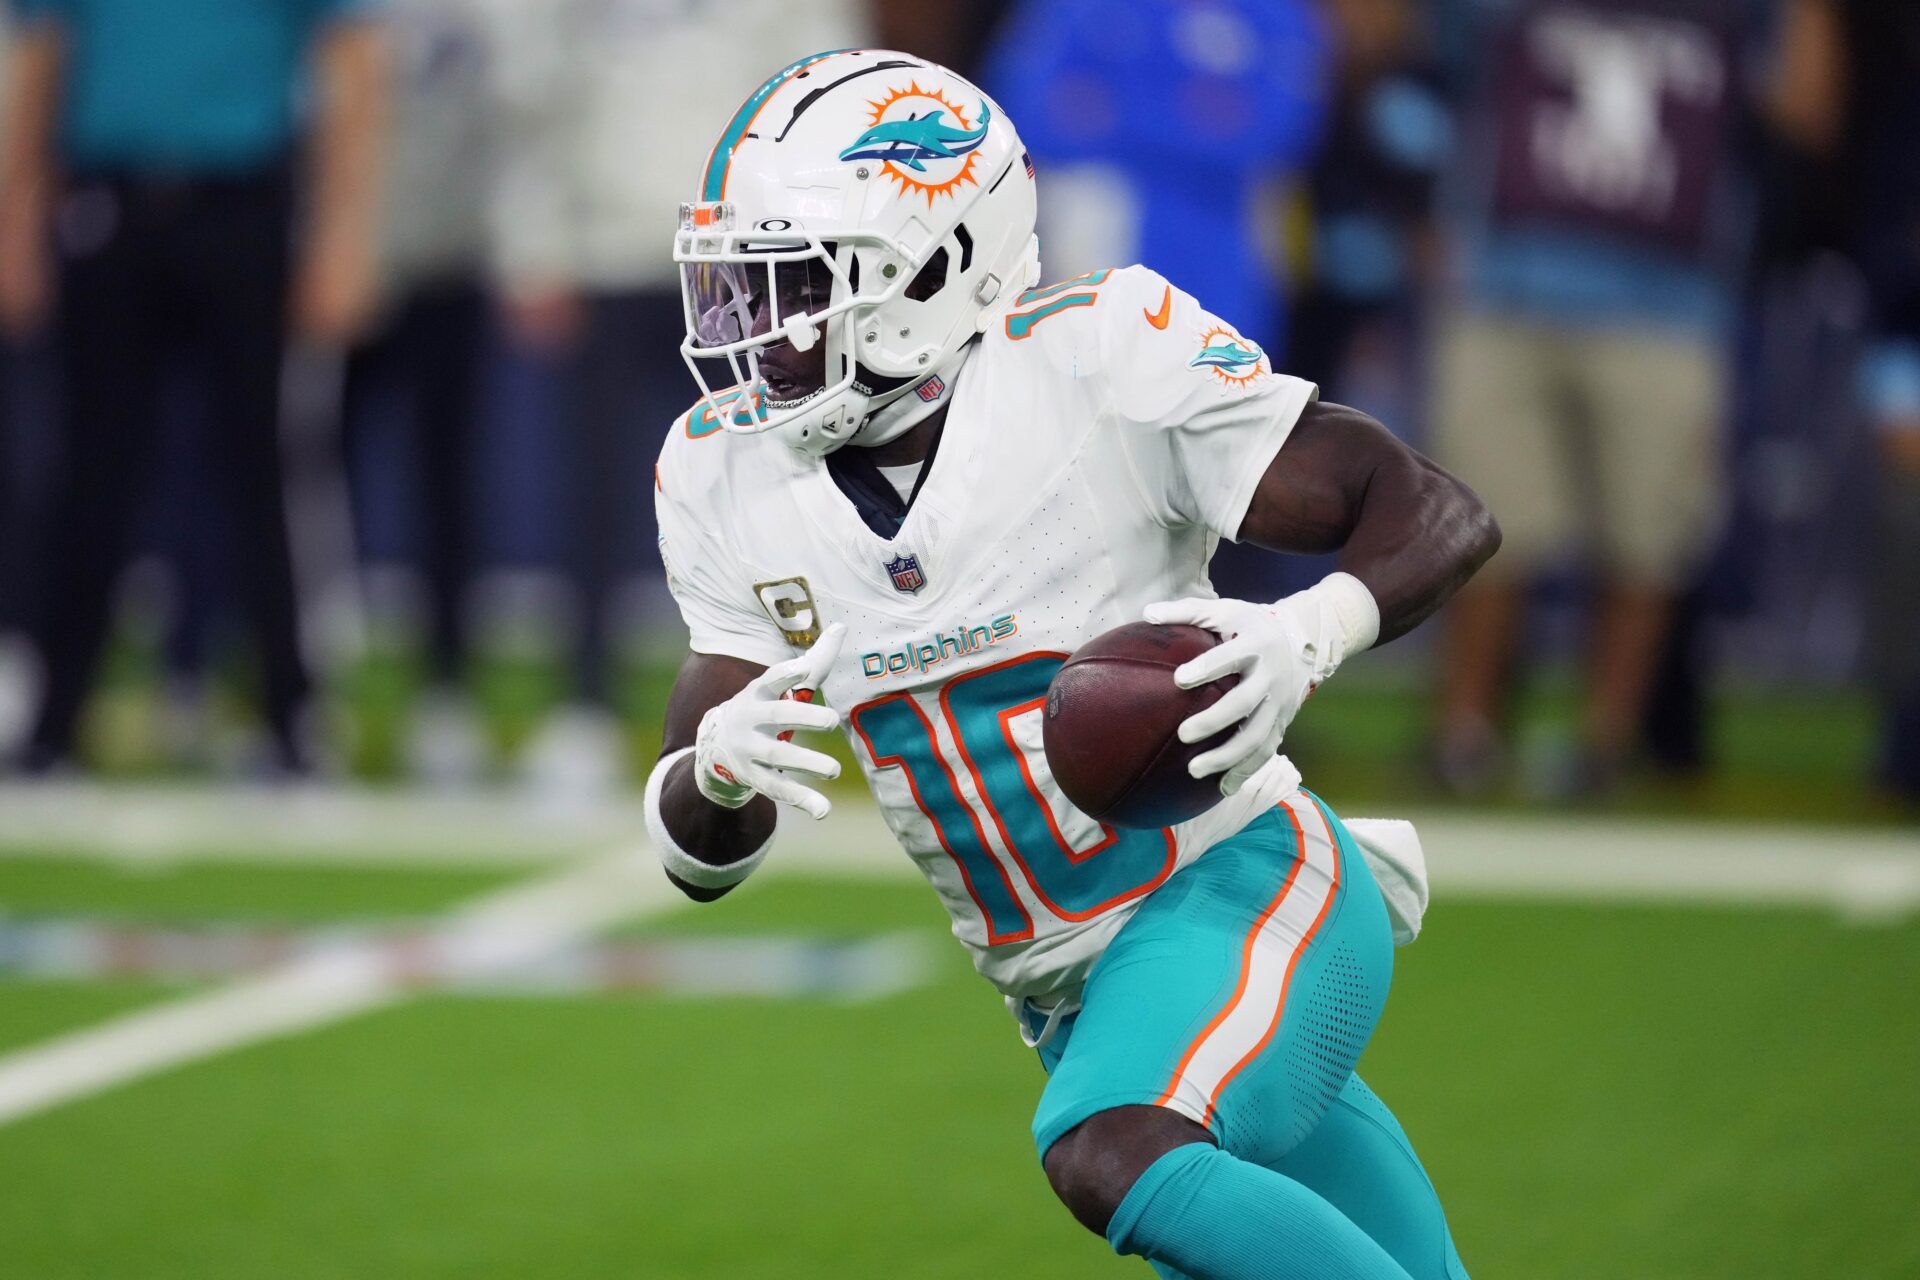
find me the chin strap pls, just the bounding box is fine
[854,345,974,448]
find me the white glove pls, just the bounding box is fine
[694,623,845,820]
[1144,573,1380,796]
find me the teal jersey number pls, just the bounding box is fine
[850,653,1176,946]
[1002,269,1112,342]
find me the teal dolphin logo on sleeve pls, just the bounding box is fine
[1190,339,1264,372]
[1189,326,1268,385]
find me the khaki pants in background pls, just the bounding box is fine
[1432,311,1725,588]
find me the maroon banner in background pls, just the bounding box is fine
[1487,0,1742,260]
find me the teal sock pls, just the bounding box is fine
[1107,1143,1418,1280]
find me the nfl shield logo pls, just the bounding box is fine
[885,553,927,594]
[916,375,946,403]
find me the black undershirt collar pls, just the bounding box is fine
[822,420,946,539]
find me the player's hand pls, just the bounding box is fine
[1144,575,1378,796]
[1141,597,1321,796]
[693,624,846,820]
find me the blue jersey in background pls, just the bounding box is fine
[985,0,1330,352]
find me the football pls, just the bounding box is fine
[1042,622,1238,829]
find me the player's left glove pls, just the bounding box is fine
[692,623,846,819]
[1144,573,1380,796]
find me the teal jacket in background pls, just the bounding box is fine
[17,0,378,173]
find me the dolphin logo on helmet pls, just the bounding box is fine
[675,51,1042,458]
[838,103,992,172]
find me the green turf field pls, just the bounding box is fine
[2,826,1917,1279]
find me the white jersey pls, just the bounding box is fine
[655,265,1318,1004]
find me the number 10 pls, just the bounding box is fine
[849,652,1177,945]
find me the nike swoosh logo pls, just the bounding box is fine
[1144,285,1172,330]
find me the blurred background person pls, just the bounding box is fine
[1287,0,1447,431]
[985,0,1330,603]
[0,0,389,775]
[1426,0,1836,798]
[344,0,492,784]
[0,0,30,758]
[479,0,871,798]
[1842,0,1920,806]
[984,0,1328,351]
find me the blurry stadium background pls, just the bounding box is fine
[0,0,1916,1276]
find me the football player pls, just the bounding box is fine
[647,51,1497,1280]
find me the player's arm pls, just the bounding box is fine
[0,18,63,339]
[1147,400,1498,794]
[294,13,389,345]
[1240,399,1499,643]
[654,655,777,904]
[644,628,845,904]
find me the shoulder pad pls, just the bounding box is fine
[993,265,1159,346]
[658,388,749,501]
[671,385,761,445]
[987,265,1183,376]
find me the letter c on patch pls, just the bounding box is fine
[753,577,822,646]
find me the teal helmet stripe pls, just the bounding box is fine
[701,49,859,201]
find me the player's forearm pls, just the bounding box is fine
[0,29,60,238]
[650,653,785,900]
[305,23,388,275]
[656,755,778,902]
[1335,448,1500,644]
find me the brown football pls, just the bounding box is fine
[1042,622,1237,829]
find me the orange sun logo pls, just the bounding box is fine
[1188,324,1268,387]
[850,83,988,206]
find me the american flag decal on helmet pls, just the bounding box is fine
[916,375,946,403]
[1023,151,1036,178]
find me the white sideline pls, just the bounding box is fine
[0,850,677,1129]
[1,782,1918,916]
[1,782,1917,914]
[1408,812,1920,923]
[0,781,634,865]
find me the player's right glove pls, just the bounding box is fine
[693,623,845,820]
[1144,573,1379,797]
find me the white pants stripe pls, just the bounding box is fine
[1155,798,1344,1128]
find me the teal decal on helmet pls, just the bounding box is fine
[702,50,857,201]
[839,102,991,173]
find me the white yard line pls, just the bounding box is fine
[1405,812,1920,923]
[3,782,1918,915]
[0,850,677,1129]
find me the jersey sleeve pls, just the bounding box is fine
[653,452,795,669]
[1099,266,1318,541]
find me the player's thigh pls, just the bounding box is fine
[1268,1074,1471,1280]
[1032,795,1393,1169]
[1430,310,1577,578]
[1578,327,1724,587]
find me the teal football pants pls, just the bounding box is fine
[1030,796,1466,1279]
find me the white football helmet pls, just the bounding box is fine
[676,50,1040,455]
